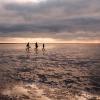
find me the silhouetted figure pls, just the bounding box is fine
[35,42,38,49]
[42,43,45,55]
[34,42,39,54]
[26,42,30,52]
[43,43,45,49]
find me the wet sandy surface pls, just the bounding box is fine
[0,43,100,100]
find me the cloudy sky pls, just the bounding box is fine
[0,0,100,43]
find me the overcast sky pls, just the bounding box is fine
[0,0,100,43]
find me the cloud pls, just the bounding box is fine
[0,0,100,41]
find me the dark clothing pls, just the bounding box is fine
[35,42,38,49]
[26,43,29,47]
[43,44,45,48]
[26,42,30,52]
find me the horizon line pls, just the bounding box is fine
[0,42,100,44]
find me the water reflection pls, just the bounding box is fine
[0,43,100,100]
[34,48,39,55]
[1,83,100,100]
[1,83,51,100]
[26,52,31,59]
[42,48,46,55]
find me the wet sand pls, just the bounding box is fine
[0,43,100,100]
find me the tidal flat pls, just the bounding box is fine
[0,43,100,100]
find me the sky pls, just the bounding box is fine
[0,0,100,43]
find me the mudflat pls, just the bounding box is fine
[0,43,100,100]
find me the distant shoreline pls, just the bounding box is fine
[0,43,100,44]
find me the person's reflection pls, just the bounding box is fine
[34,48,38,55]
[26,51,30,59]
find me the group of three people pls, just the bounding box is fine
[26,42,45,52]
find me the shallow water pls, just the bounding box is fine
[0,43,100,100]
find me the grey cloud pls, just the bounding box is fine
[0,0,100,40]
[4,0,100,19]
[0,17,100,40]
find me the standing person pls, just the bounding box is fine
[34,42,38,54]
[35,42,38,49]
[26,42,30,52]
[43,43,45,49]
[42,43,45,55]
